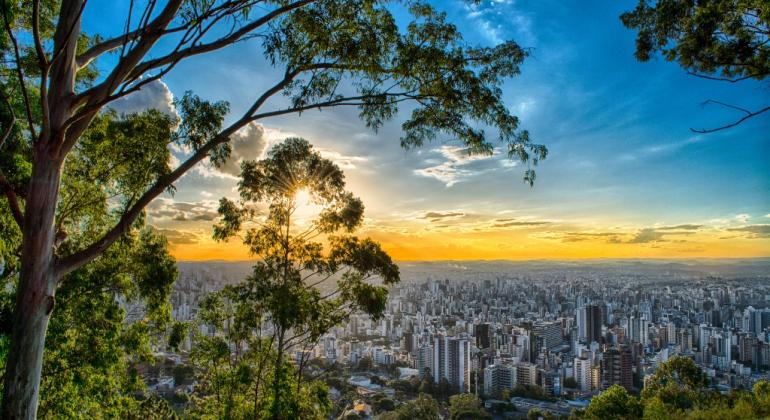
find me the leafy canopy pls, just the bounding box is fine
[621,0,769,132]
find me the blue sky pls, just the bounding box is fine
[82,0,770,260]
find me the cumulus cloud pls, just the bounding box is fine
[147,198,219,222]
[108,80,177,118]
[217,122,269,176]
[727,224,770,239]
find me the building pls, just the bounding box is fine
[484,363,513,396]
[533,321,564,350]
[601,346,633,391]
[476,323,492,349]
[578,305,603,344]
[573,357,593,392]
[433,335,471,393]
[514,363,539,387]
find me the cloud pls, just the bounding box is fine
[148,199,219,222]
[627,228,666,244]
[735,213,751,223]
[656,224,703,231]
[150,227,200,245]
[626,227,696,244]
[422,211,465,220]
[317,149,368,170]
[108,80,177,118]
[217,122,269,176]
[539,231,622,243]
[413,145,495,187]
[492,220,549,228]
[726,224,770,239]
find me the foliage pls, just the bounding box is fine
[620,0,770,132]
[0,108,179,415]
[576,361,770,420]
[511,384,555,402]
[448,393,491,420]
[641,356,709,411]
[527,407,554,420]
[583,385,643,420]
[376,393,440,420]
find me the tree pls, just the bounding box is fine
[0,105,180,415]
[448,393,491,420]
[583,384,643,420]
[621,0,769,133]
[190,138,398,419]
[641,356,709,411]
[376,393,440,420]
[563,377,578,389]
[526,407,553,420]
[0,1,545,415]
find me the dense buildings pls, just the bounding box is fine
[167,260,770,407]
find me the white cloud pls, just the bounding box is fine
[413,145,495,187]
[217,122,269,176]
[735,213,750,224]
[108,79,177,118]
[317,149,368,170]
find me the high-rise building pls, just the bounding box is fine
[578,305,603,344]
[475,323,491,349]
[514,363,539,387]
[484,364,513,396]
[433,335,471,392]
[533,321,564,350]
[601,346,633,391]
[573,357,593,391]
[417,345,433,378]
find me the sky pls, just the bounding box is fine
[82,0,770,261]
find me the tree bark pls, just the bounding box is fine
[1,154,62,419]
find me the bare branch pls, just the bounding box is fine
[690,104,770,134]
[686,70,768,83]
[126,0,316,81]
[2,3,37,139]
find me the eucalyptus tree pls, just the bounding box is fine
[0,107,180,416]
[621,0,769,132]
[196,137,398,419]
[0,0,546,416]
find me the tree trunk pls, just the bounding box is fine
[1,155,62,419]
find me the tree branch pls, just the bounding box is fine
[691,102,770,133]
[125,0,316,81]
[2,2,37,139]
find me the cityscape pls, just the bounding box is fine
[154,260,770,418]
[0,0,767,418]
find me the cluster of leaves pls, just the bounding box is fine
[376,393,440,420]
[621,0,769,80]
[620,0,769,132]
[578,357,770,420]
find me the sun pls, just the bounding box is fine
[293,188,323,223]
